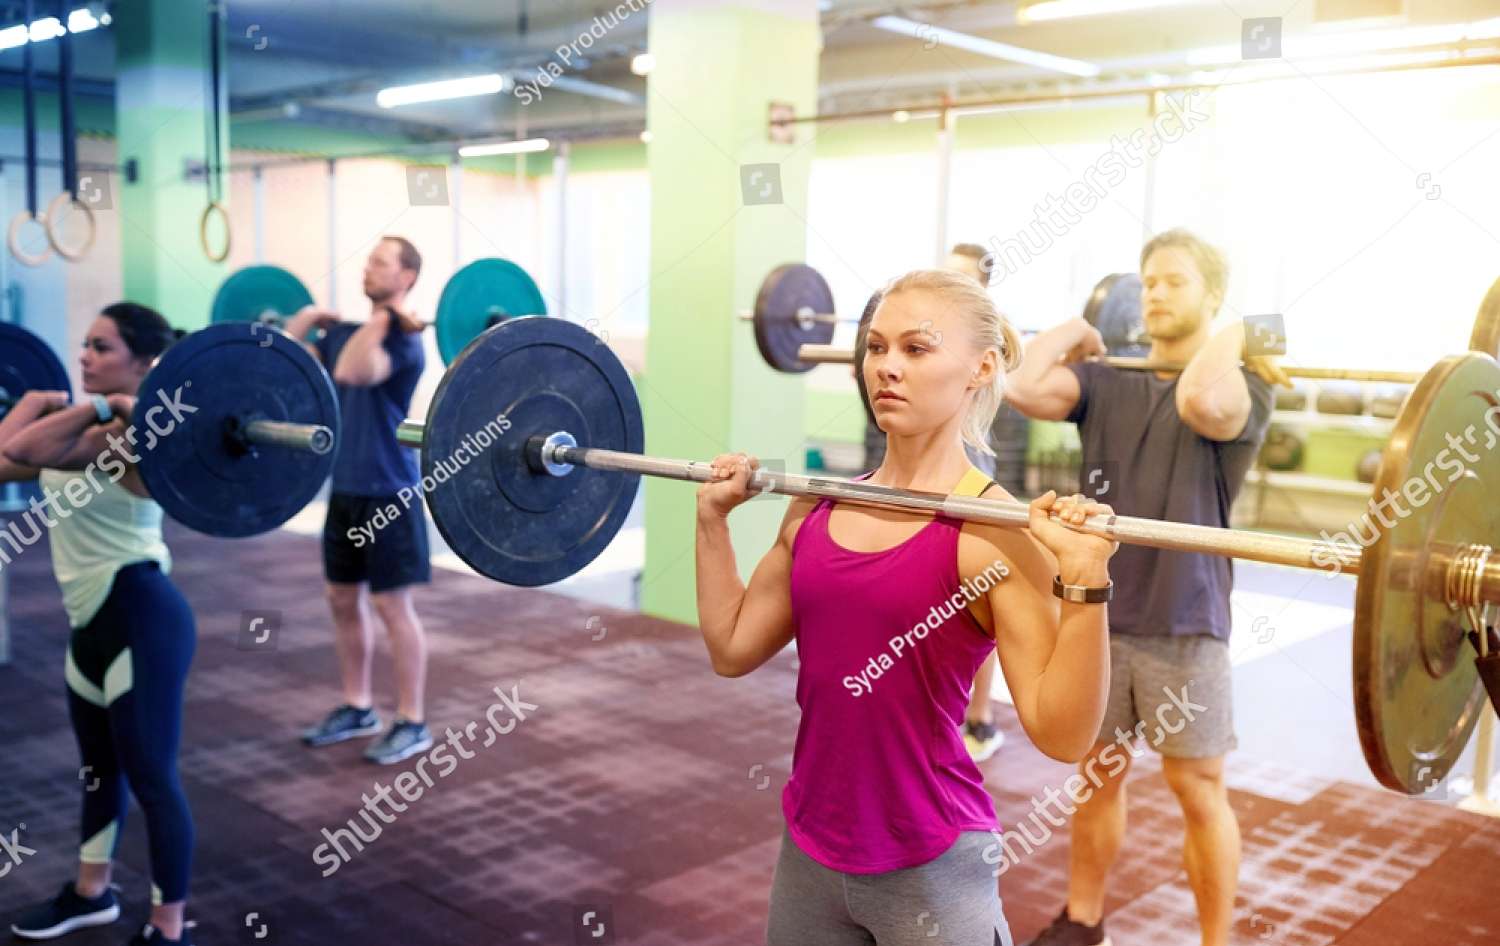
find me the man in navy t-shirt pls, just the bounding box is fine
[285,235,434,766]
[1006,229,1286,946]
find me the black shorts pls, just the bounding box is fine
[322,491,432,592]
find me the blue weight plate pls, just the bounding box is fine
[0,321,70,419]
[435,258,548,366]
[754,263,836,373]
[137,323,339,537]
[422,317,642,586]
[0,322,71,505]
[1082,272,1148,357]
[211,265,314,327]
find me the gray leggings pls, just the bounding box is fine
[767,828,1015,946]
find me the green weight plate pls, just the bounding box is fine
[211,265,314,328]
[435,258,548,365]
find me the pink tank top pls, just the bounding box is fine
[784,480,1003,873]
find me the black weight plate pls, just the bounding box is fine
[137,324,339,537]
[1082,272,1148,357]
[423,317,643,586]
[0,321,70,421]
[854,289,883,428]
[754,263,835,372]
[211,265,314,327]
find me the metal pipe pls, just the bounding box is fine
[252,166,265,263]
[244,420,335,455]
[738,310,846,325]
[934,101,954,266]
[796,343,1423,384]
[782,51,1500,127]
[326,159,339,310]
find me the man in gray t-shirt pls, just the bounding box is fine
[1006,229,1283,946]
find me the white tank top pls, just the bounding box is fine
[37,468,172,628]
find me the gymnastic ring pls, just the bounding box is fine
[7,208,53,267]
[199,200,231,263]
[43,191,98,263]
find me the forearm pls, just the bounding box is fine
[334,319,393,385]
[4,404,102,467]
[1177,323,1249,413]
[695,509,748,673]
[1031,557,1111,760]
[1013,319,1089,391]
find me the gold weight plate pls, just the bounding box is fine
[1353,352,1498,794]
[1471,276,1500,359]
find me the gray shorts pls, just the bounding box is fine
[1098,634,1235,759]
[767,827,1015,946]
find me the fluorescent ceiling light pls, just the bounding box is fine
[0,7,102,51]
[1022,0,1213,22]
[1186,19,1499,66]
[872,15,1099,77]
[630,53,655,76]
[458,138,552,158]
[377,74,509,109]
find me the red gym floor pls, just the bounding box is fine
[1,522,1497,945]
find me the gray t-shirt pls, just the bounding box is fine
[1066,361,1273,640]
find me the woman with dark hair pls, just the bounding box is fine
[0,303,198,946]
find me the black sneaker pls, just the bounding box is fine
[302,704,382,747]
[10,881,121,939]
[1024,909,1109,946]
[363,718,433,765]
[125,924,192,945]
[963,719,1006,762]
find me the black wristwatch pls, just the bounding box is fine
[1053,575,1113,604]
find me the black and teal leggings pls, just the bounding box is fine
[64,561,196,905]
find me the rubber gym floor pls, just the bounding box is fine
[2,520,1498,946]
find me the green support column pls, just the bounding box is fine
[641,0,820,623]
[115,0,226,327]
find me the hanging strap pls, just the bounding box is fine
[22,0,39,216]
[56,0,77,200]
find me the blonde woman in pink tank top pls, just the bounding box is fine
[694,270,1120,946]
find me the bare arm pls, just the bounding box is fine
[0,391,62,483]
[332,307,395,388]
[284,305,351,365]
[1006,318,1101,421]
[979,493,1115,762]
[1175,321,1255,442]
[694,454,809,677]
[4,397,131,473]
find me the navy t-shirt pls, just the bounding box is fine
[1066,361,1273,640]
[315,320,425,497]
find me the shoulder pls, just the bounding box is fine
[778,495,820,546]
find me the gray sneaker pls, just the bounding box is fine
[302,704,382,747]
[364,719,434,765]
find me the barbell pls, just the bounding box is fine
[210,256,550,366]
[746,260,1484,387]
[241,313,1491,796]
